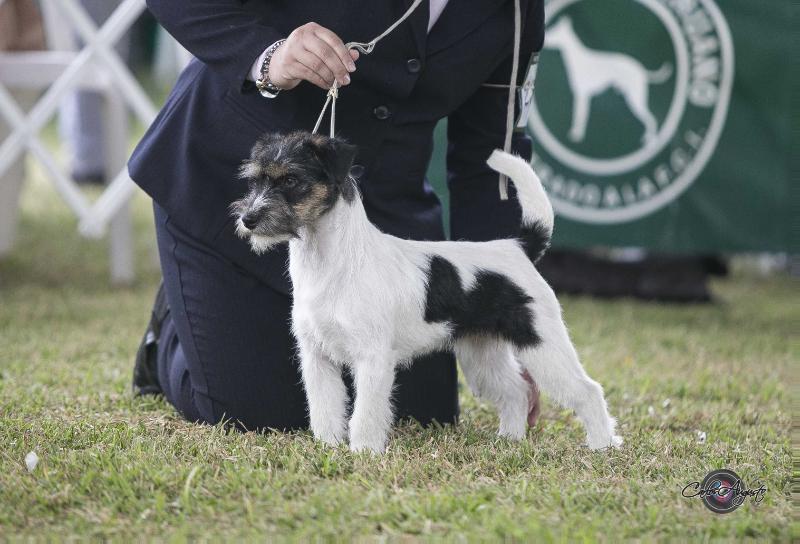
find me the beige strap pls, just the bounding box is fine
[498,0,522,201]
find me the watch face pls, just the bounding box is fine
[257,79,280,98]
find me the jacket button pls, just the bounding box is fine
[349,164,365,179]
[373,105,391,120]
[406,58,422,73]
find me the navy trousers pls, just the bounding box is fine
[153,203,459,431]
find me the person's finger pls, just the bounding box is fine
[294,49,337,87]
[303,35,351,85]
[313,26,357,73]
[284,60,330,90]
[350,49,360,63]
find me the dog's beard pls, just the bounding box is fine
[248,234,292,254]
[235,218,292,255]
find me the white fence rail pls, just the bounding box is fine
[0,0,157,283]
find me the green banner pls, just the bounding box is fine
[429,0,795,253]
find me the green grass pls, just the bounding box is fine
[0,167,795,541]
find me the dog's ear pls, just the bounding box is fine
[310,135,358,182]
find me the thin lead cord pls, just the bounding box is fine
[357,0,425,52]
[499,0,522,201]
[313,0,425,136]
[312,84,338,136]
[330,86,337,137]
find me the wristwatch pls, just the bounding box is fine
[256,39,286,98]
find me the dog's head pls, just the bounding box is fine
[230,131,358,254]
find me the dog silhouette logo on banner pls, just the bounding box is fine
[528,0,734,224]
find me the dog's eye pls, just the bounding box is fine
[283,177,297,188]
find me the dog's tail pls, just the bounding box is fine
[487,150,554,264]
[647,62,673,84]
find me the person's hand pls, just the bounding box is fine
[522,370,541,428]
[268,22,359,91]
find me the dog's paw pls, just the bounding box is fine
[587,434,623,451]
[313,427,348,448]
[497,424,526,441]
[349,431,387,454]
[349,441,386,454]
[317,435,345,448]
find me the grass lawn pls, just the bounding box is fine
[0,169,794,540]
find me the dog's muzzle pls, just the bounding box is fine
[232,196,299,254]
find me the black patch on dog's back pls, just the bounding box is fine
[423,256,541,347]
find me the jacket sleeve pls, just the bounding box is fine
[146,0,284,87]
[446,0,544,242]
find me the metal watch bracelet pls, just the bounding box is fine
[256,39,286,98]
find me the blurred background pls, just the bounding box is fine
[0,0,793,302]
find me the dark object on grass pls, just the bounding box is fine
[132,281,168,396]
[537,250,728,303]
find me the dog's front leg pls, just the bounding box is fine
[348,358,396,453]
[297,339,348,447]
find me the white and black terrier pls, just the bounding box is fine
[231,131,622,453]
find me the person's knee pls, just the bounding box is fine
[208,394,310,433]
[170,392,309,433]
[162,346,310,432]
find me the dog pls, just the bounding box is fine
[231,131,622,453]
[545,16,672,144]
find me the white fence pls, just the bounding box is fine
[0,0,158,283]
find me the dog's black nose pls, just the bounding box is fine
[242,213,259,230]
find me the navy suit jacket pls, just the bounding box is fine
[129,0,544,295]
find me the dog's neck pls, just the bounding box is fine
[289,194,377,274]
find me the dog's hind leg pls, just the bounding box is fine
[297,339,349,447]
[515,310,622,450]
[348,356,397,453]
[455,336,528,440]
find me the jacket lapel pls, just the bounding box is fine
[403,0,430,58]
[426,0,509,57]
